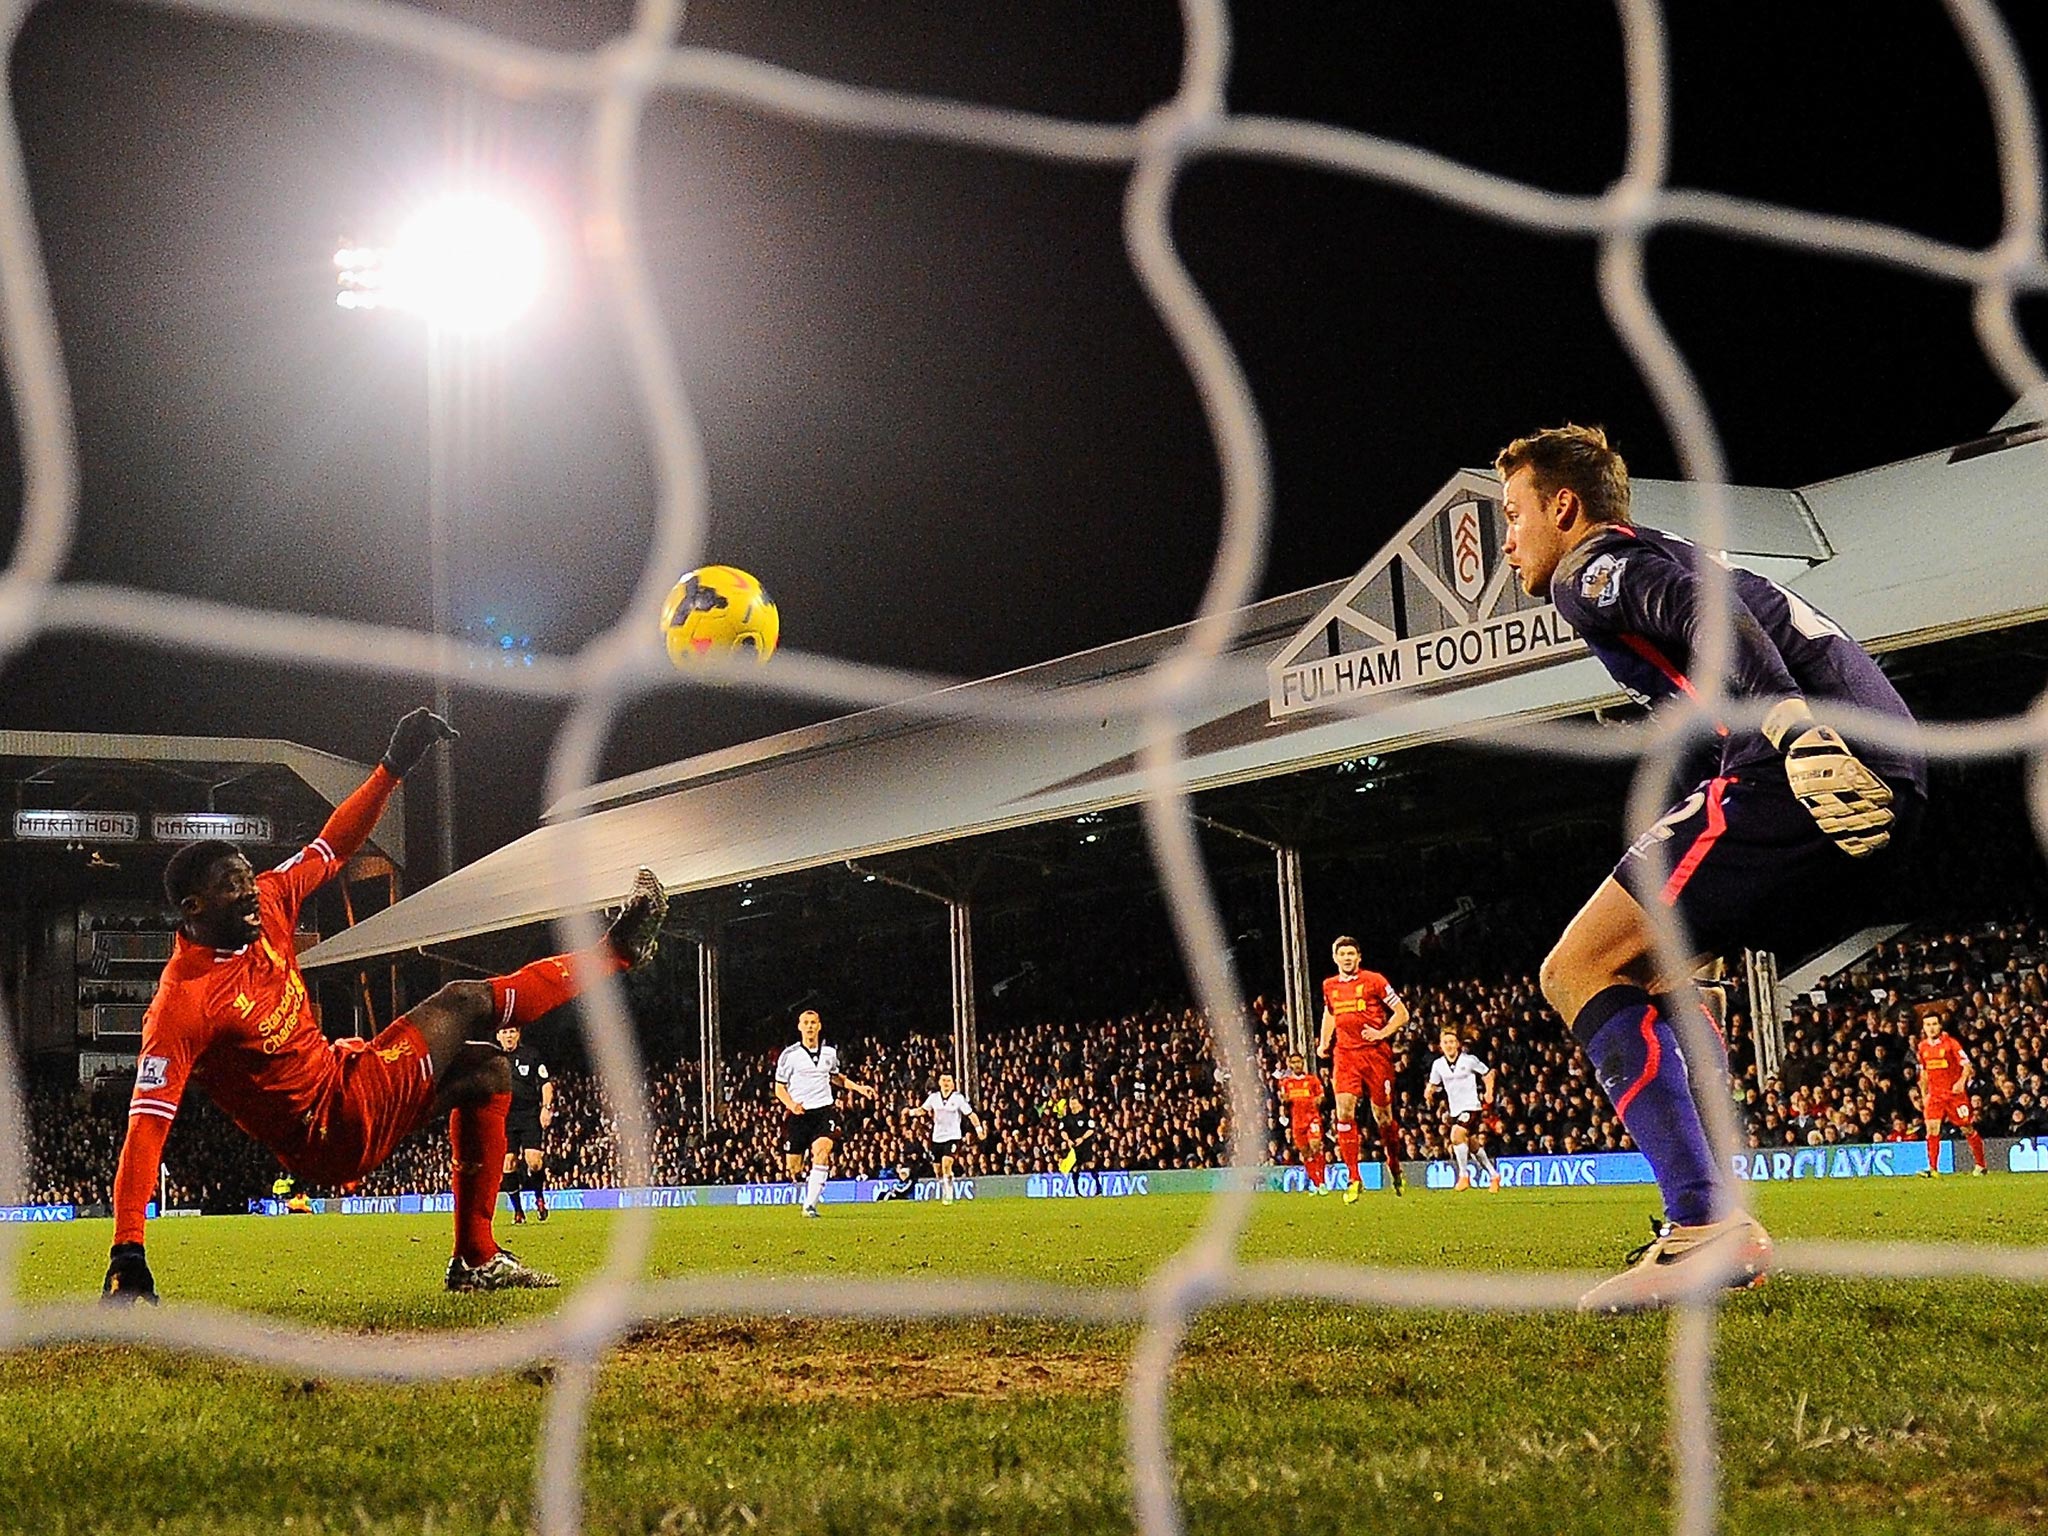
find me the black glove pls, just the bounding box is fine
[102,1242,158,1306]
[381,708,458,779]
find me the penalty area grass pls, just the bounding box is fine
[2,1180,2047,1534]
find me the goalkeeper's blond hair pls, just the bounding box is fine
[1494,424,1631,525]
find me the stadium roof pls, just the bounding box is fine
[0,730,404,868]
[301,414,2048,971]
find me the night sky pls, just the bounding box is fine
[1,1,2041,873]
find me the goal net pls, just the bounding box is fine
[0,3,2041,1535]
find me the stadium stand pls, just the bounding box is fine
[24,913,2048,1205]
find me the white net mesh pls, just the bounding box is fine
[0,2,2042,1533]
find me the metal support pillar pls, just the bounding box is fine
[950,897,979,1104]
[698,930,722,1131]
[1745,948,1785,1081]
[1275,844,1313,1058]
[1195,816,1311,1056]
[848,860,978,1103]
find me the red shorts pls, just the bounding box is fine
[283,1020,440,1184]
[1333,1046,1394,1108]
[1925,1094,1973,1127]
[1290,1115,1323,1148]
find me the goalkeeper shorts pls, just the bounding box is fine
[1616,771,1923,963]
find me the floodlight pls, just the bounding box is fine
[334,194,545,333]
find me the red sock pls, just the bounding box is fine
[1926,1133,1941,1171]
[1966,1129,1987,1171]
[1335,1121,1362,1184]
[1305,1151,1327,1188]
[490,949,625,1030]
[451,1093,510,1265]
[1378,1118,1404,1171]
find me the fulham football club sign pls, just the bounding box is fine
[1267,469,1584,719]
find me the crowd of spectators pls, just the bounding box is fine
[357,1003,1231,1194]
[1743,920,2048,1147]
[21,916,2048,1207]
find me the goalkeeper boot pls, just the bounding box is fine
[1577,1211,1772,1315]
[446,1250,559,1292]
[605,868,669,970]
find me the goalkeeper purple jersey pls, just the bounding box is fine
[1549,523,1926,790]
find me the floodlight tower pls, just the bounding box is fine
[336,195,547,881]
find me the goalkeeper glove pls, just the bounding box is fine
[102,1242,159,1306]
[381,708,458,779]
[1763,698,1895,858]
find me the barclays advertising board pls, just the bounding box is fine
[1025,1170,1160,1199]
[0,1203,75,1221]
[1423,1140,1951,1191]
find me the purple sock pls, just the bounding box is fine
[1573,985,1722,1227]
[1653,990,1730,1082]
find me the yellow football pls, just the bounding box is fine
[660,565,779,666]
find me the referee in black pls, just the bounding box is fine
[497,1022,554,1224]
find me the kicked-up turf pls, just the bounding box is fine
[4,1178,2048,1534]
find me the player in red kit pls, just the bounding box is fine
[1275,1051,1329,1192]
[1317,936,1411,1202]
[101,710,670,1303]
[1915,1013,1988,1177]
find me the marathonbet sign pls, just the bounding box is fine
[1268,469,1585,719]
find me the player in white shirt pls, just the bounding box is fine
[773,1008,877,1217]
[904,1070,986,1206]
[1424,1027,1500,1192]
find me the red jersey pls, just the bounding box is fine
[1915,1033,1967,1099]
[1276,1071,1324,1126]
[1322,969,1401,1053]
[113,767,397,1243]
[132,843,347,1161]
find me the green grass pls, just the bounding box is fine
[5,1181,2048,1533]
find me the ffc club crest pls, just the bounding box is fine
[1449,500,1486,602]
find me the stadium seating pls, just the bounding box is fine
[23,915,2048,1205]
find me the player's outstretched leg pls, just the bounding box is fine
[488,868,669,1032]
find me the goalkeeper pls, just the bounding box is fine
[1497,424,1925,1313]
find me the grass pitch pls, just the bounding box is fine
[5,1180,2048,1534]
